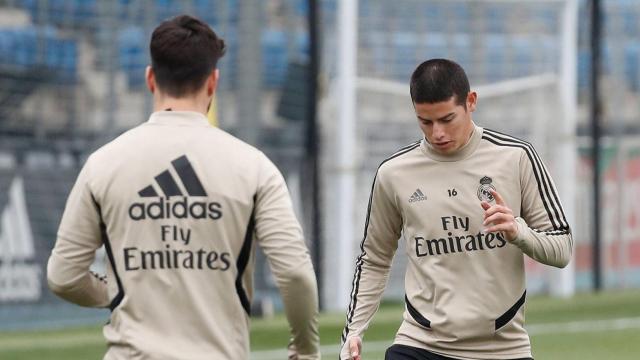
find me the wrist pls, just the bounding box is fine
[509,217,528,244]
[506,224,519,242]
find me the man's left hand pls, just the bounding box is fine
[480,189,518,242]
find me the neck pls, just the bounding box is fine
[422,123,481,162]
[153,94,211,115]
[464,121,475,143]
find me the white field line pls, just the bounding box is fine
[526,316,640,335]
[250,316,640,360]
[1,317,639,355]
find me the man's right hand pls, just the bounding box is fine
[348,336,362,360]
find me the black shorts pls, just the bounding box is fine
[384,344,533,360]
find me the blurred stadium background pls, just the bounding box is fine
[0,0,639,358]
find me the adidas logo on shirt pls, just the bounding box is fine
[128,155,223,221]
[409,189,427,203]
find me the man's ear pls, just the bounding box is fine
[207,69,219,97]
[466,91,477,112]
[146,66,155,94]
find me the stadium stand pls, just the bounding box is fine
[3,0,637,111]
[15,0,238,28]
[0,27,76,82]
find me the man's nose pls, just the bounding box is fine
[432,123,445,139]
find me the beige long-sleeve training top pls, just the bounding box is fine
[48,111,320,360]
[341,125,572,360]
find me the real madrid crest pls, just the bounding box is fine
[477,176,496,202]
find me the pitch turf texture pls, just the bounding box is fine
[1,291,639,360]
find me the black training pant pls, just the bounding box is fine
[384,344,533,360]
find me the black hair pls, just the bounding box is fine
[410,58,470,107]
[150,15,226,97]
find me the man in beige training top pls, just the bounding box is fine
[47,15,320,360]
[340,59,572,360]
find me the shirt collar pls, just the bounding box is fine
[146,110,211,127]
[420,124,483,162]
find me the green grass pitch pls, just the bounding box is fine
[1,290,639,359]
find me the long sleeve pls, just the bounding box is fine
[254,153,320,359]
[511,149,573,268]
[340,167,403,360]
[47,157,110,307]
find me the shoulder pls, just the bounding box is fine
[88,124,150,160]
[377,140,422,175]
[208,127,266,159]
[480,128,540,158]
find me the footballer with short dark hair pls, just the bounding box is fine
[340,59,572,360]
[47,15,320,360]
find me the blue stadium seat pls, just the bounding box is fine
[577,40,609,91]
[443,3,471,33]
[485,34,507,82]
[15,0,37,18]
[153,0,187,22]
[511,36,535,78]
[422,33,448,60]
[153,0,239,24]
[15,0,239,29]
[16,0,97,27]
[604,0,638,36]
[362,31,390,78]
[292,0,309,17]
[620,7,639,37]
[624,41,640,92]
[216,28,237,89]
[193,0,217,24]
[46,36,78,83]
[262,29,309,88]
[0,32,9,65]
[602,41,612,74]
[578,48,590,90]
[419,2,446,33]
[0,26,77,82]
[297,31,310,56]
[118,26,147,88]
[391,32,418,80]
[321,0,337,15]
[365,32,471,82]
[449,33,472,70]
[538,35,559,74]
[533,8,558,31]
[484,4,506,33]
[216,27,238,83]
[12,27,38,68]
[0,170,14,212]
[262,30,288,88]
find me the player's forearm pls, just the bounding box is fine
[47,251,110,308]
[340,256,392,360]
[279,259,320,358]
[511,217,572,268]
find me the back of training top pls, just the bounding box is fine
[47,111,319,360]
